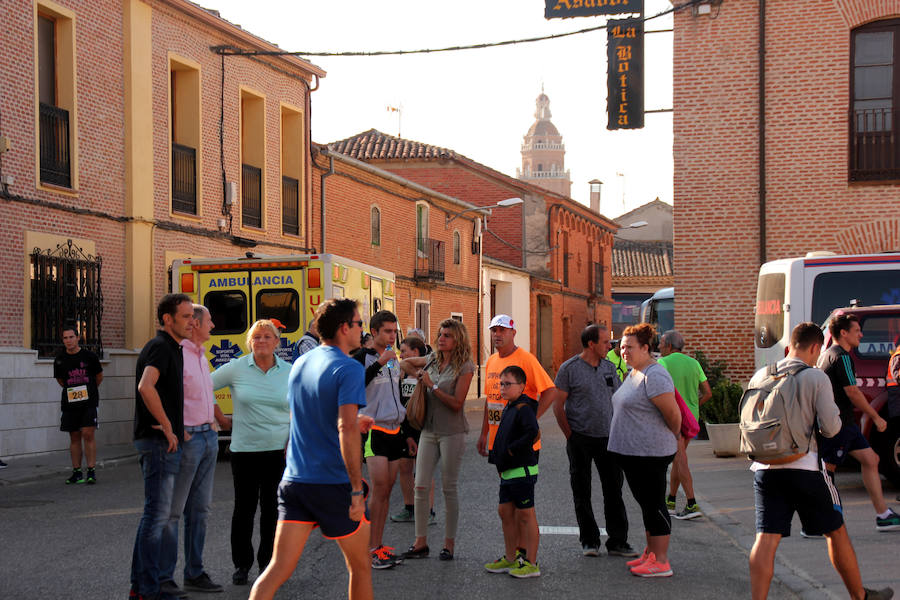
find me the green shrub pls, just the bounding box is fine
[694,350,743,424]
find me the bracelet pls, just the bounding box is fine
[350,490,364,497]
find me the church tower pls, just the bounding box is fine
[517,91,571,197]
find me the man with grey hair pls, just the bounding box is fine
[553,324,637,558]
[658,330,711,520]
[160,304,231,596]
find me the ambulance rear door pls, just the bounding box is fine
[250,265,305,363]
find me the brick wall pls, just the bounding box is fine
[674,0,900,381]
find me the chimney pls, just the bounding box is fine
[589,179,603,213]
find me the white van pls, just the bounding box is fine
[754,252,900,368]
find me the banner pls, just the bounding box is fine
[545,0,643,19]
[607,17,644,130]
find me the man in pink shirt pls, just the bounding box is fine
[160,304,230,596]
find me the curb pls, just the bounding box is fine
[0,451,138,487]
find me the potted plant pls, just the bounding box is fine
[695,351,744,457]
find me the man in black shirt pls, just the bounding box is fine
[817,313,900,532]
[54,326,103,485]
[130,293,194,600]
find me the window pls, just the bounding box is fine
[170,56,200,215]
[241,89,265,228]
[416,203,428,254]
[371,206,381,246]
[205,291,247,335]
[415,301,430,341]
[453,231,460,265]
[850,20,900,181]
[562,231,570,287]
[754,273,785,349]
[281,105,303,235]
[256,289,299,333]
[811,270,900,325]
[37,5,76,189]
[855,315,900,359]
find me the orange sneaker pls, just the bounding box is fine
[626,547,650,568]
[629,552,672,577]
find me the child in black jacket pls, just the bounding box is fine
[484,366,541,578]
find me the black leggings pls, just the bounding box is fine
[614,452,675,537]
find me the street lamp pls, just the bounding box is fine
[445,197,523,227]
[624,220,648,229]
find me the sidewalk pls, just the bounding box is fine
[0,441,138,486]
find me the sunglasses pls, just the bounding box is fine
[347,320,364,328]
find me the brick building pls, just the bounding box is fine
[674,0,900,380]
[329,129,618,375]
[0,0,323,456]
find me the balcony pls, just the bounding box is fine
[414,238,445,281]
[850,108,900,182]
[172,143,197,214]
[242,164,262,228]
[39,102,71,187]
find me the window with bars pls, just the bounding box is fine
[282,176,299,235]
[453,231,460,265]
[242,164,262,228]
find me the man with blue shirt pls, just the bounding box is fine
[249,298,374,600]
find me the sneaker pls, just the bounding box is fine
[232,567,250,585]
[629,552,673,577]
[391,507,414,522]
[665,498,676,515]
[864,587,895,600]
[515,548,526,560]
[607,541,640,557]
[0,458,8,469]
[159,580,188,599]
[65,469,84,485]
[626,547,651,567]
[674,503,702,520]
[582,544,601,557]
[184,572,224,593]
[509,559,541,578]
[875,509,900,532]
[484,555,519,573]
[372,545,400,569]
[85,468,97,485]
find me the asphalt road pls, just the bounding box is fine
[0,410,843,599]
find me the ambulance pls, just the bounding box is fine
[172,253,396,447]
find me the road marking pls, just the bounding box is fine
[539,526,606,536]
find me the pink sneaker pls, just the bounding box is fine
[626,547,650,568]
[629,552,673,577]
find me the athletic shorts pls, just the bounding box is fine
[60,405,98,432]
[363,429,406,461]
[277,480,370,539]
[753,468,843,537]
[817,422,870,466]
[498,474,538,510]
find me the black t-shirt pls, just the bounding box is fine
[53,348,102,410]
[816,344,857,423]
[134,330,184,441]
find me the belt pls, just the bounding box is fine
[184,423,213,433]
[500,465,538,480]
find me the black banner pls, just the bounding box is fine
[545,0,643,19]
[607,18,644,130]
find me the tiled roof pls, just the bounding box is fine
[612,240,673,278]
[328,129,458,161]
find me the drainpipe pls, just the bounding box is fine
[320,155,334,253]
[758,0,767,265]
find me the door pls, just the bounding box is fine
[537,295,553,372]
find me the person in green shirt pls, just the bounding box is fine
[606,341,627,381]
[657,331,711,521]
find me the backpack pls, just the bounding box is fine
[739,363,810,464]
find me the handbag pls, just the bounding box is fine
[405,358,435,431]
[675,387,700,439]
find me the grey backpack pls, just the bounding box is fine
[739,363,810,464]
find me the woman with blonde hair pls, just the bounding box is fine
[400,318,475,561]
[211,319,291,586]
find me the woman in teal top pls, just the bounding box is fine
[211,319,290,585]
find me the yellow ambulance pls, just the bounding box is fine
[171,253,396,447]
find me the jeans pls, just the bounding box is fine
[131,437,182,596]
[566,432,629,548]
[230,450,285,570]
[414,430,466,539]
[160,428,218,581]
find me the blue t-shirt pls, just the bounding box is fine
[283,345,366,484]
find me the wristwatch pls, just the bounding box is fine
[431,383,439,392]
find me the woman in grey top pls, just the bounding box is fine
[400,318,475,561]
[608,323,681,578]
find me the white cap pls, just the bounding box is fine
[489,314,515,329]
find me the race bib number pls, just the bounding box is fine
[67,385,89,403]
[401,377,417,398]
[487,400,505,427]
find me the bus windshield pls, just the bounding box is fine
[650,298,675,336]
[755,273,785,349]
[811,270,900,324]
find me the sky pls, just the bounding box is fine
[202,0,674,218]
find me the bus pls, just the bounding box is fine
[640,287,674,347]
[754,252,900,369]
